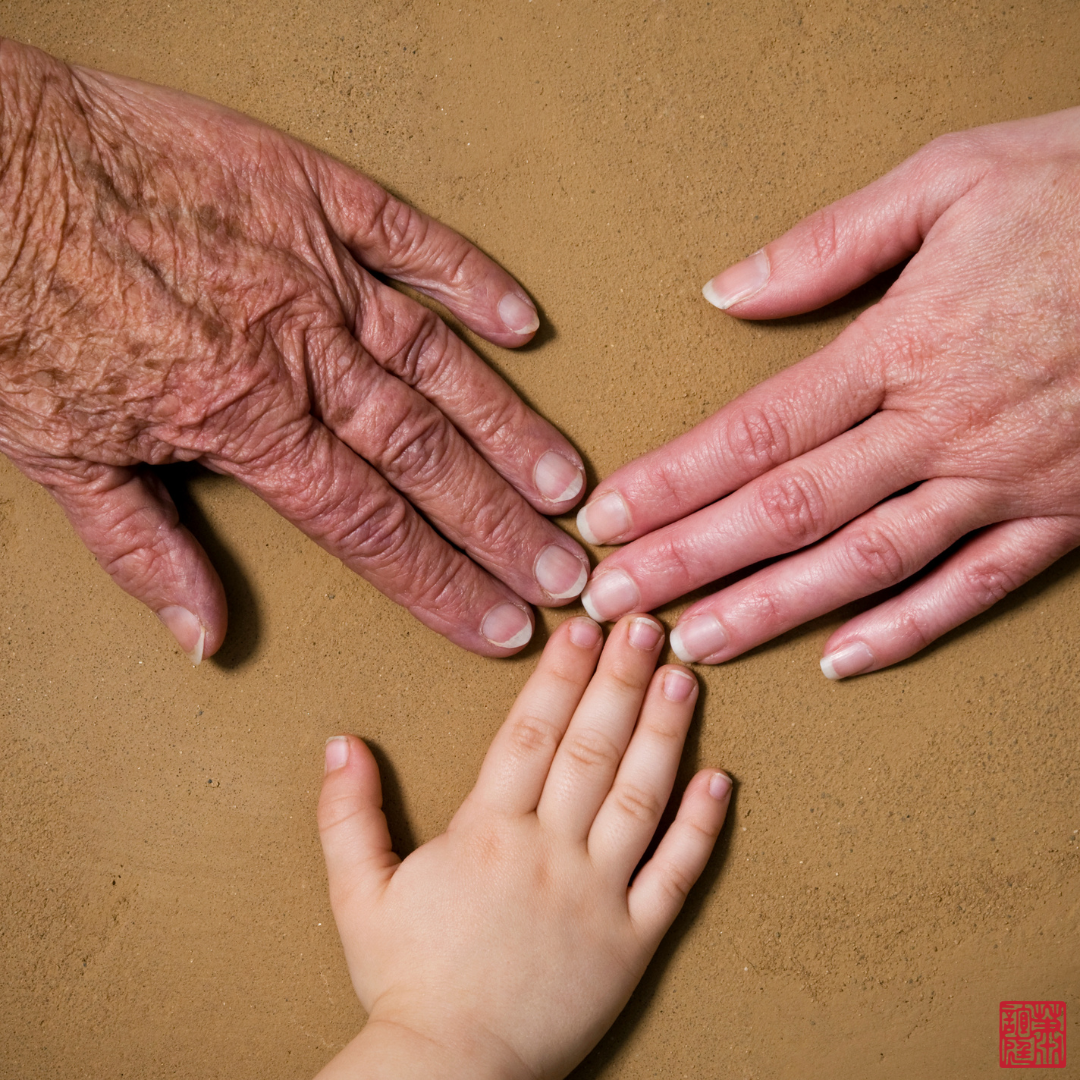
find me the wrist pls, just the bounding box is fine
[315,1006,534,1080]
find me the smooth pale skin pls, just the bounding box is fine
[0,38,589,663]
[315,614,731,1080]
[578,108,1080,679]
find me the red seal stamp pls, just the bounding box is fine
[1000,1001,1067,1068]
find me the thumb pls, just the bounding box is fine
[42,462,226,662]
[318,736,400,912]
[702,134,987,318]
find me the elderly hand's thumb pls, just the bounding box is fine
[43,463,226,662]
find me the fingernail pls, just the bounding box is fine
[702,249,770,310]
[576,491,631,545]
[497,292,540,334]
[534,451,584,504]
[581,568,640,622]
[324,735,349,773]
[663,667,697,702]
[669,614,728,663]
[628,616,664,651]
[482,602,534,649]
[157,605,206,665]
[535,544,588,600]
[820,641,875,680]
[709,771,733,800]
[567,617,602,649]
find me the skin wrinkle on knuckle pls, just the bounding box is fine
[506,712,563,759]
[754,469,828,548]
[960,559,1019,609]
[561,729,623,774]
[725,401,792,474]
[845,525,910,587]
[612,783,663,826]
[805,204,844,271]
[378,405,455,492]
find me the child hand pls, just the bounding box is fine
[314,614,732,1080]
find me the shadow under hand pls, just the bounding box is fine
[156,462,262,670]
[364,740,419,858]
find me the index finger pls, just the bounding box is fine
[575,318,885,546]
[313,153,542,348]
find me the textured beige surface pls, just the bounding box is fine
[1,2,1078,1076]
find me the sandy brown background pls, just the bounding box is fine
[1,1,1078,1076]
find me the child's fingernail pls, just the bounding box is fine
[576,491,631,545]
[820,641,875,680]
[662,667,697,701]
[709,771,733,800]
[156,605,206,665]
[498,291,540,334]
[628,616,664,651]
[702,249,770,310]
[324,736,349,773]
[534,451,584,504]
[567,617,602,649]
[670,614,728,663]
[581,568,640,622]
[535,544,588,599]
[482,603,534,649]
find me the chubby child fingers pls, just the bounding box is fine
[318,735,401,913]
[627,769,732,949]
[587,665,699,880]
[537,614,666,839]
[470,617,604,816]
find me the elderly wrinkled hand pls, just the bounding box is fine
[578,108,1080,678]
[0,39,589,662]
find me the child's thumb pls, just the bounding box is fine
[318,736,400,908]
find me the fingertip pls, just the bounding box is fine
[702,249,771,312]
[565,616,603,650]
[324,735,350,774]
[660,665,697,703]
[497,291,540,337]
[481,602,534,652]
[708,770,733,803]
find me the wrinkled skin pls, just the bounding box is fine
[0,39,589,661]
[578,108,1080,678]
[316,616,730,1080]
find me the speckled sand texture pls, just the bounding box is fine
[1,2,1078,1077]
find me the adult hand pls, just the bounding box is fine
[577,108,1080,679]
[0,39,588,662]
[315,615,730,1080]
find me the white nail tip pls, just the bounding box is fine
[702,279,727,309]
[546,562,588,601]
[576,507,601,545]
[669,626,693,663]
[553,471,584,504]
[188,627,206,666]
[820,655,840,680]
[495,623,533,649]
[581,591,602,622]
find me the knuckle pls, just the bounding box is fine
[845,526,909,588]
[562,729,622,774]
[377,195,429,261]
[754,469,828,548]
[507,712,563,759]
[329,492,412,566]
[612,782,663,826]
[658,862,696,905]
[383,307,447,386]
[726,403,792,473]
[379,407,455,492]
[960,559,1018,609]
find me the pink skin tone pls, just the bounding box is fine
[579,108,1080,679]
[0,39,588,663]
[315,615,730,1080]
